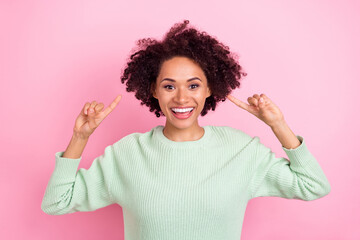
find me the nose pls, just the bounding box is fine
[174,87,189,103]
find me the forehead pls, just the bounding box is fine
[158,56,205,78]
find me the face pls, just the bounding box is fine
[152,56,212,131]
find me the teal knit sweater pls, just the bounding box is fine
[41,125,331,240]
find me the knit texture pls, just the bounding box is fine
[41,125,331,240]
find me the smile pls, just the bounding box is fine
[170,107,194,119]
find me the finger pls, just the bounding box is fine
[260,93,271,104]
[83,102,91,115]
[253,94,260,100]
[90,101,97,108]
[248,97,258,107]
[88,101,97,114]
[95,103,105,113]
[102,95,122,118]
[258,96,265,108]
[227,95,251,111]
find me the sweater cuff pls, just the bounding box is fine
[53,151,82,178]
[281,135,313,167]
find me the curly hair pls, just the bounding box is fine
[120,19,247,118]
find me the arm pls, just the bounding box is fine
[41,96,122,215]
[226,93,331,200]
[248,134,331,200]
[41,135,116,215]
[62,133,89,159]
[270,120,300,149]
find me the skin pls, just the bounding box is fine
[76,95,123,139]
[226,94,301,149]
[152,56,211,142]
[63,95,122,159]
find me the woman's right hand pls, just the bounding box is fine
[73,95,122,139]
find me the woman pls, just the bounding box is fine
[41,20,331,240]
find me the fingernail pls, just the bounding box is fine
[89,109,94,113]
[260,97,264,102]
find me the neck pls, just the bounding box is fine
[163,121,205,142]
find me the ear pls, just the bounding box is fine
[206,86,212,98]
[151,82,157,99]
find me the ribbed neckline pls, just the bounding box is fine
[153,125,212,148]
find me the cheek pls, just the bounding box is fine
[157,96,171,109]
[196,90,209,101]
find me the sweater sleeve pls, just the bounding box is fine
[41,144,116,215]
[248,135,331,201]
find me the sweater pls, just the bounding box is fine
[41,125,331,240]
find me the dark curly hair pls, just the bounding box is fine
[120,19,247,117]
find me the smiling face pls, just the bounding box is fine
[152,56,211,132]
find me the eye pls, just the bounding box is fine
[163,84,199,90]
[190,84,199,89]
[164,85,174,90]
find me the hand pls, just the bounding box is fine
[73,95,122,139]
[226,93,285,128]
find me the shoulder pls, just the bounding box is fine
[111,126,157,150]
[208,125,256,147]
[209,125,253,140]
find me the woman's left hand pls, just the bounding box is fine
[226,93,285,128]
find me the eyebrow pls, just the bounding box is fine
[160,77,202,83]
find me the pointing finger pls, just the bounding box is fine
[227,95,251,111]
[102,95,122,118]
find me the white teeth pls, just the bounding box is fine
[171,107,194,113]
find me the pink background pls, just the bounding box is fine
[1,0,359,239]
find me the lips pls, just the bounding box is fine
[171,107,194,119]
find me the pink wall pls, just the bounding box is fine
[1,0,359,239]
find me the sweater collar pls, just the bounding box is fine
[153,125,211,149]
